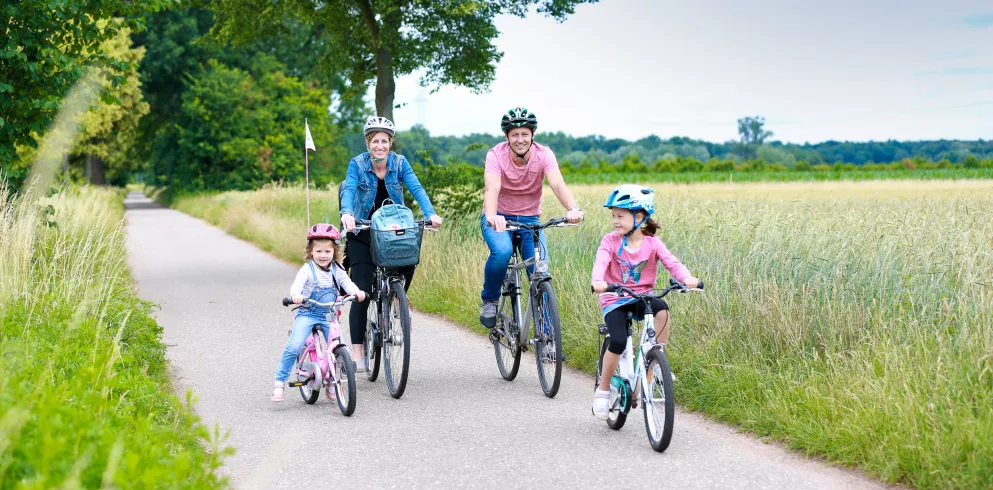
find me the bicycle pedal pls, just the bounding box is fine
[287,381,304,387]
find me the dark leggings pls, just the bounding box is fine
[604,298,668,355]
[345,235,414,344]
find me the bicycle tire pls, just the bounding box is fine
[533,281,563,398]
[596,336,627,430]
[383,281,411,399]
[295,347,319,404]
[364,298,382,382]
[493,269,522,381]
[643,347,675,452]
[333,346,357,416]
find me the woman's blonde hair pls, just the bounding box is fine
[305,238,343,264]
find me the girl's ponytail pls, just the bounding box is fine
[642,217,659,236]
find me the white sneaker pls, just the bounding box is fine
[592,389,610,420]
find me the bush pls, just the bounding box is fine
[794,160,811,171]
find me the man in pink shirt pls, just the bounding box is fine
[479,107,584,327]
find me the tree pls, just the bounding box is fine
[0,1,169,163]
[737,116,773,145]
[204,0,598,122]
[73,25,150,185]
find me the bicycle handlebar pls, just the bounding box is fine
[505,216,579,231]
[590,278,705,298]
[282,295,358,308]
[350,219,438,232]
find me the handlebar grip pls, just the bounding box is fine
[606,283,621,293]
[697,280,704,290]
[282,297,292,307]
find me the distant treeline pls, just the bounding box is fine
[353,125,993,170]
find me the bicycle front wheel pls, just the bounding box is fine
[643,347,675,452]
[364,299,382,382]
[333,346,357,416]
[532,281,563,398]
[383,282,411,399]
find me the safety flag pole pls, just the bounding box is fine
[304,119,316,228]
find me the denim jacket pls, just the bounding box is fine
[339,151,437,220]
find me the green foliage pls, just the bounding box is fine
[147,61,347,192]
[409,147,485,219]
[204,0,599,120]
[72,24,151,185]
[0,1,170,164]
[0,183,228,488]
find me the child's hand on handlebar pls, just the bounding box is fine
[591,280,609,294]
[684,276,701,289]
[291,294,305,304]
[355,290,367,302]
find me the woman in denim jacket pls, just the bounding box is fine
[339,116,443,369]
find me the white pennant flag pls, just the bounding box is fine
[304,119,316,152]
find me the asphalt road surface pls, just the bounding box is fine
[123,192,888,489]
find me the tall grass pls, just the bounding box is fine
[173,180,993,488]
[565,167,993,185]
[0,182,229,488]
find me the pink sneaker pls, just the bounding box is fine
[271,385,284,402]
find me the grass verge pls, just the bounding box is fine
[1,182,229,488]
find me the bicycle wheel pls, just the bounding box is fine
[364,297,382,382]
[596,336,627,430]
[532,281,563,398]
[294,346,320,404]
[383,281,411,399]
[333,346,357,416]
[643,347,675,452]
[493,270,522,381]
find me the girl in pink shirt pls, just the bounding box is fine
[590,185,699,420]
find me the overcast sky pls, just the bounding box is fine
[385,0,993,144]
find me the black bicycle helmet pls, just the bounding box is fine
[500,107,538,134]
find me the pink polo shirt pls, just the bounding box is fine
[485,141,559,216]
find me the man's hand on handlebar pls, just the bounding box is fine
[566,208,584,224]
[487,214,507,233]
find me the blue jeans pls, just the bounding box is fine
[274,314,330,383]
[480,214,547,302]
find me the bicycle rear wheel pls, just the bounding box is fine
[333,346,357,416]
[493,270,522,381]
[643,347,675,452]
[383,281,411,399]
[596,336,627,430]
[294,346,320,404]
[533,281,563,398]
[364,299,382,382]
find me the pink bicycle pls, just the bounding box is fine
[281,295,357,416]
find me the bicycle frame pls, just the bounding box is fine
[614,312,658,408]
[283,296,355,390]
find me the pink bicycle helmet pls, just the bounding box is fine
[307,223,340,241]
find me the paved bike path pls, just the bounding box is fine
[123,193,888,489]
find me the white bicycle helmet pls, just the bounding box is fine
[363,116,396,137]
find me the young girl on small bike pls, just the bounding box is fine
[590,185,699,419]
[272,224,366,402]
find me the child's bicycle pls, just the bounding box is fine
[281,295,358,416]
[593,278,704,452]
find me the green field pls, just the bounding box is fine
[1,184,229,488]
[173,180,993,489]
[563,167,993,184]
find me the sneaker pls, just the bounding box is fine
[479,301,498,328]
[592,389,610,420]
[325,386,336,402]
[271,384,285,402]
[353,360,366,373]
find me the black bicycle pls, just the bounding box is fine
[490,217,577,398]
[353,218,434,399]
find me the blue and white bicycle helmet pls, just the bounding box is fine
[603,184,656,256]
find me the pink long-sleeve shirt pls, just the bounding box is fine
[591,232,691,312]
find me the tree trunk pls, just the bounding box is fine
[86,154,107,185]
[375,47,395,122]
